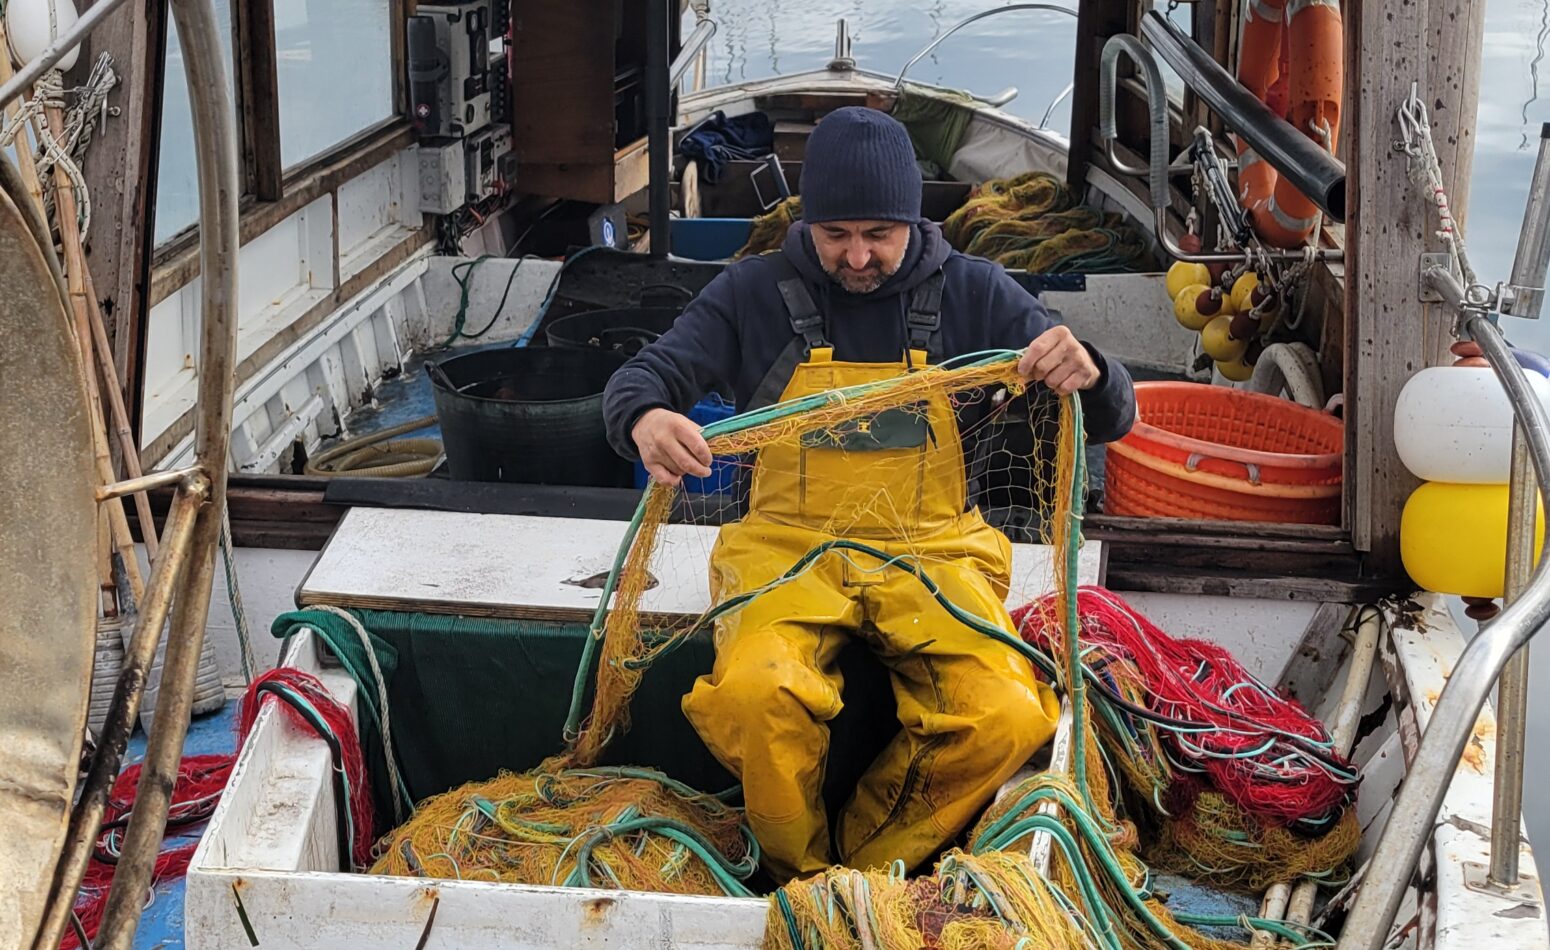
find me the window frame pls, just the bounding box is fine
[150,0,410,264]
[136,0,419,463]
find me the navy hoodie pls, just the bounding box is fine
[602,220,1136,462]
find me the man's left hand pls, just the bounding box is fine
[1017,326,1101,395]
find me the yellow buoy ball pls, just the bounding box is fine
[1401,481,1546,598]
[1167,260,1212,300]
[1215,356,1254,382]
[1174,285,1223,331]
[1229,271,1261,314]
[1201,315,1249,362]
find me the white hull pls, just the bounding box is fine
[146,70,1545,948]
[185,553,1547,948]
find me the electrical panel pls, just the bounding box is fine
[418,139,469,215]
[489,50,510,126]
[465,124,514,204]
[490,0,510,40]
[408,1,493,139]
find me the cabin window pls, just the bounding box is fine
[273,0,397,169]
[153,0,238,244]
[1155,5,1192,107]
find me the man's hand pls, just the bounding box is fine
[1017,326,1101,396]
[631,408,713,486]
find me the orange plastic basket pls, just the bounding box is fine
[1104,382,1344,524]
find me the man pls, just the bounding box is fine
[603,107,1136,882]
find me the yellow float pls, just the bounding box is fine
[1395,364,1550,597]
[1201,316,1249,362]
[1400,482,1544,599]
[1166,260,1211,300]
[1174,284,1233,331]
[1214,357,1254,382]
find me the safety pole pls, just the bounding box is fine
[1490,424,1536,886]
[645,0,671,258]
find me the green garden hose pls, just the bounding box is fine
[303,415,444,478]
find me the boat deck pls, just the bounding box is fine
[317,340,1189,503]
[124,703,240,949]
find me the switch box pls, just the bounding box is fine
[407,1,493,139]
[417,138,468,215]
[465,124,513,203]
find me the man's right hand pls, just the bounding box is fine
[631,408,713,486]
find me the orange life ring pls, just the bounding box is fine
[1235,0,1343,248]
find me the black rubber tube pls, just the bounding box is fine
[1140,11,1346,223]
[646,0,672,257]
[254,682,353,871]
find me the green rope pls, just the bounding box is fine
[564,368,1271,950]
[561,815,759,897]
[563,485,658,741]
[439,255,526,347]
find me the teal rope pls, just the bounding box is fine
[1064,396,1101,819]
[440,255,526,347]
[563,485,657,741]
[561,815,758,897]
[276,610,416,814]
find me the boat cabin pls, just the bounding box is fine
[0,0,1544,947]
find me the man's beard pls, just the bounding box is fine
[824,258,897,294]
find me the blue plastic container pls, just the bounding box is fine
[669,218,754,261]
[633,394,739,493]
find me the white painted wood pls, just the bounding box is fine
[242,394,324,473]
[134,544,314,683]
[297,507,1104,620]
[187,629,771,949]
[1355,732,1405,864]
[155,253,431,470]
[417,254,564,349]
[1432,822,1544,948]
[1383,594,1548,947]
[1044,274,1200,377]
[185,868,771,950]
[194,632,355,873]
[1122,592,1316,683]
[338,155,416,277]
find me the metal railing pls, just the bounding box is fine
[1,1,241,948]
[1339,114,1550,950]
[890,3,1077,120]
[1095,33,1343,265]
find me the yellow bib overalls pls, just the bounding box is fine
[681,260,1060,881]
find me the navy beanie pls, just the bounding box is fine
[799,107,922,224]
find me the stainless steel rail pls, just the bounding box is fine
[670,18,717,88]
[20,0,241,947]
[0,0,133,110]
[1338,286,1550,949]
[891,3,1076,91]
[1094,36,1343,264]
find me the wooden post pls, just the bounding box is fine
[0,20,48,216]
[1067,0,1134,194]
[44,104,147,602]
[80,0,167,427]
[1343,0,1485,572]
[234,0,282,200]
[1419,0,1487,373]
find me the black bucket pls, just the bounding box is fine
[428,347,630,486]
[544,307,680,357]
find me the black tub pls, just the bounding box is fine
[544,306,680,357]
[428,347,630,486]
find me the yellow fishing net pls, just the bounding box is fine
[367,353,1354,947]
[735,171,1149,275]
[943,172,1151,273]
[369,765,756,892]
[736,196,803,259]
